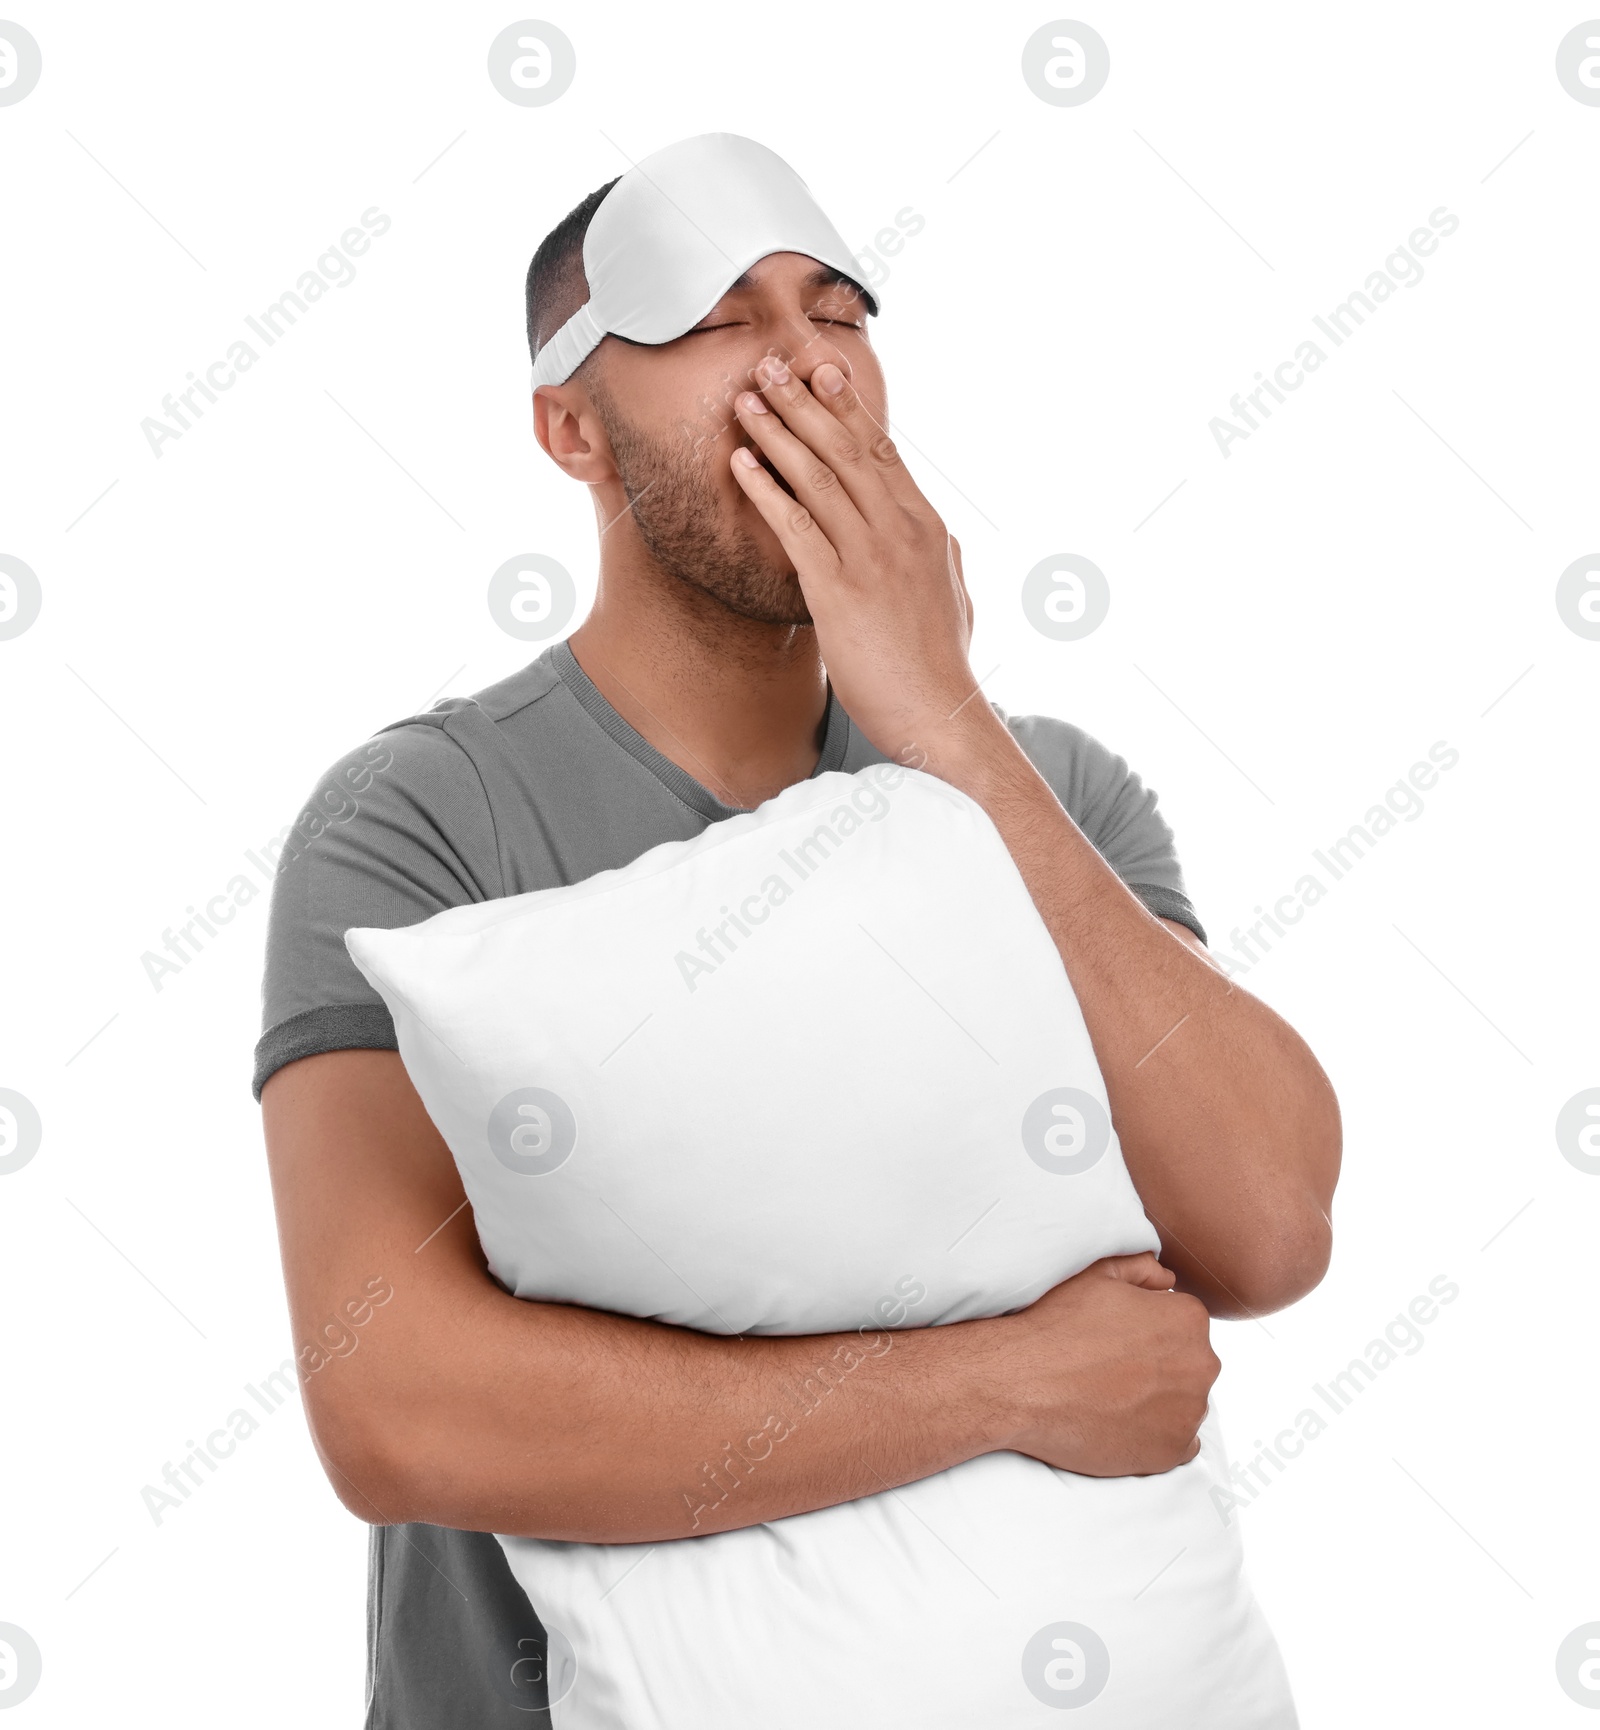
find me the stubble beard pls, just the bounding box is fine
[594,385,813,628]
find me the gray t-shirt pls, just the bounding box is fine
[253,636,1205,1726]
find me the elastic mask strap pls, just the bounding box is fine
[531,302,605,389]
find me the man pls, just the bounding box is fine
[258,134,1339,1725]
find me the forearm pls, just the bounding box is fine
[926,713,1340,1317]
[323,1270,1013,1544]
[267,1053,1016,1543]
[711,348,1337,1312]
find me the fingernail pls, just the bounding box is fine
[739,390,768,414]
[734,448,759,469]
[760,356,791,384]
[815,363,844,396]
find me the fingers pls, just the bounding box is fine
[739,352,922,522]
[729,447,840,581]
[732,377,867,546]
[803,358,927,513]
[1096,1252,1177,1291]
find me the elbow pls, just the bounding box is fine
[1220,1096,1340,1317]
[303,1388,417,1527]
[1216,1207,1334,1319]
[303,1379,557,1537]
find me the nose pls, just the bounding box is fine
[789,330,854,387]
[738,318,854,393]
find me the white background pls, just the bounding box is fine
[2,1,1597,1723]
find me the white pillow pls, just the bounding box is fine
[346,763,1296,1729]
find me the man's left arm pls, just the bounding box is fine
[930,722,1339,1320]
[726,349,1340,1320]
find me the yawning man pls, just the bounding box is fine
[257,133,1339,1726]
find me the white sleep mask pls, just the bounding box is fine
[530,131,881,389]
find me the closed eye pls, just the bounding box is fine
[687,318,863,334]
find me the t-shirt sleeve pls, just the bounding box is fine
[1002,710,1208,945]
[252,718,501,1101]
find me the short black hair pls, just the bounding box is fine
[525,176,620,370]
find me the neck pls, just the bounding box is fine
[565,536,829,814]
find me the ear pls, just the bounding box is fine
[534,383,617,485]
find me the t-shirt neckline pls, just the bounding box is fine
[549,636,852,820]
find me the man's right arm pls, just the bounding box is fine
[262,1048,1220,1545]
